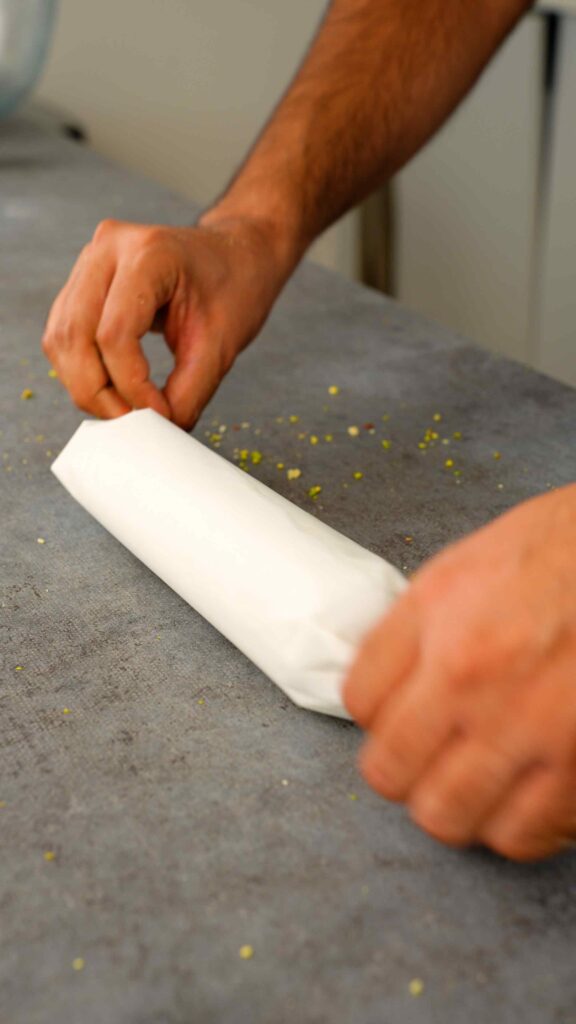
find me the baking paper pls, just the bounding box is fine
[52,409,406,718]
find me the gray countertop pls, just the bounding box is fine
[1,115,576,1024]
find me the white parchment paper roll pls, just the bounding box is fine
[52,409,406,718]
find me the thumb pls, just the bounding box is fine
[342,588,420,728]
[163,338,225,431]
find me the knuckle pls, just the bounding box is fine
[359,744,408,802]
[132,261,160,296]
[485,832,532,862]
[93,218,120,243]
[440,624,528,689]
[437,643,483,687]
[52,316,83,351]
[42,310,76,353]
[124,242,164,281]
[411,801,464,846]
[138,225,166,252]
[71,394,92,415]
[469,746,517,797]
[382,717,418,772]
[95,325,117,353]
[77,242,94,264]
[409,776,475,845]
[68,383,95,414]
[481,813,544,861]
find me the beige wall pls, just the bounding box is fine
[36,0,359,277]
[396,16,542,366]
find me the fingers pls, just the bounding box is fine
[342,589,420,728]
[62,343,131,419]
[162,332,229,430]
[343,485,576,863]
[480,767,576,862]
[359,671,456,802]
[408,733,529,848]
[43,221,176,420]
[96,263,173,417]
[43,244,131,418]
[44,217,265,427]
[89,380,133,419]
[358,650,576,858]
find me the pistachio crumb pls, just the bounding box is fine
[409,979,424,998]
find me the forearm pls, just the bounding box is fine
[202,0,534,273]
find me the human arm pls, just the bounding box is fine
[43,0,534,427]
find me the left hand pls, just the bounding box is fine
[343,484,576,862]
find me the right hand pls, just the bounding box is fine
[42,215,290,429]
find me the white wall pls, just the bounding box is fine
[395,16,542,365]
[36,0,359,277]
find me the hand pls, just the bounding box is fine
[42,214,290,429]
[343,484,576,862]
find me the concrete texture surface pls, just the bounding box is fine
[1,116,576,1024]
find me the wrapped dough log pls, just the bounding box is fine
[52,409,406,718]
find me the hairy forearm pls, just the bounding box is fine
[202,0,534,271]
